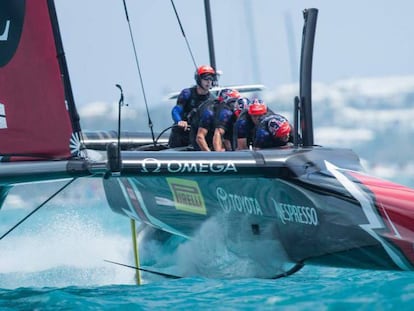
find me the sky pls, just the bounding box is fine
[54,0,414,111]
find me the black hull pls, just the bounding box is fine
[102,147,414,274]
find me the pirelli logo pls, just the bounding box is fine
[167,178,206,215]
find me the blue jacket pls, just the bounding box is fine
[171,86,213,124]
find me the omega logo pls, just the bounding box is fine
[140,158,238,174]
[140,158,161,173]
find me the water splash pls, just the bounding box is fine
[0,182,138,288]
[138,215,291,279]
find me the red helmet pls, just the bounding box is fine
[248,99,267,116]
[197,65,215,76]
[218,88,240,104]
[195,65,216,86]
[268,118,291,139]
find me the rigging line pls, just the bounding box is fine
[155,124,183,144]
[121,0,155,146]
[155,125,174,144]
[104,259,182,279]
[0,178,77,241]
[170,0,198,69]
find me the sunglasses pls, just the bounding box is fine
[201,75,215,81]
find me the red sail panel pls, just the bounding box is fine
[0,1,73,160]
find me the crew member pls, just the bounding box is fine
[234,99,273,150]
[252,113,293,149]
[193,97,217,151]
[168,65,217,148]
[213,90,248,151]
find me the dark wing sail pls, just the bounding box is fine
[0,0,79,161]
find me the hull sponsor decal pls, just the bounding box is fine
[155,196,176,207]
[118,178,189,238]
[116,179,141,220]
[216,187,263,215]
[167,178,207,215]
[140,158,237,174]
[120,179,149,223]
[272,199,318,226]
[325,160,412,270]
[379,201,402,239]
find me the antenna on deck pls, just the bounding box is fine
[116,84,125,157]
[107,84,125,173]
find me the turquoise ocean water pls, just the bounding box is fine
[1,180,414,310]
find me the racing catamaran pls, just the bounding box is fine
[1,1,414,279]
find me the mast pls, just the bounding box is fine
[299,8,318,147]
[204,0,216,70]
